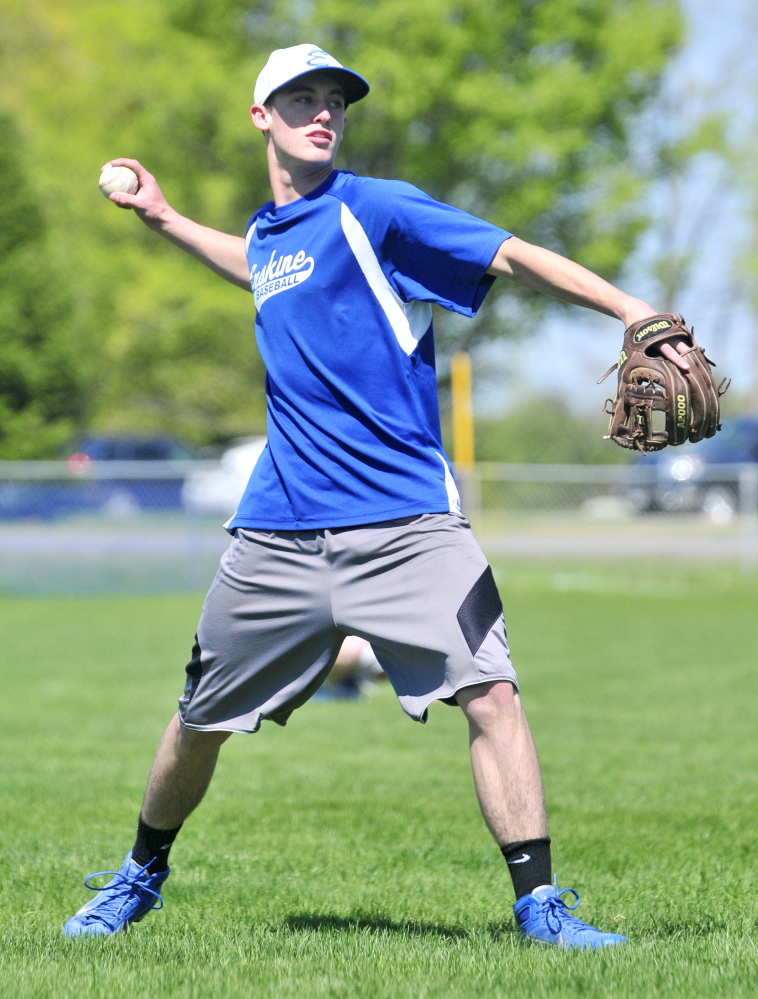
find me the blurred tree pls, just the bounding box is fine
[0,0,269,449]
[643,115,731,312]
[0,0,682,451]
[0,113,88,458]
[474,397,628,464]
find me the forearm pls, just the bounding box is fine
[102,159,251,290]
[487,236,653,328]
[152,209,251,290]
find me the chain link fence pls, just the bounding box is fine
[461,461,758,577]
[1,459,756,594]
[0,460,228,594]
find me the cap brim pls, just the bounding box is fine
[328,68,370,105]
[267,66,370,107]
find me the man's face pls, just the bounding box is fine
[251,71,347,167]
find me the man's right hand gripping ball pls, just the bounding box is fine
[599,313,730,453]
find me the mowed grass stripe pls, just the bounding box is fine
[0,573,757,997]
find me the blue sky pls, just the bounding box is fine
[476,0,758,416]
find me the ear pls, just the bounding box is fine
[250,103,271,133]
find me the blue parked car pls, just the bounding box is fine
[627,417,758,520]
[68,437,194,463]
[0,436,195,520]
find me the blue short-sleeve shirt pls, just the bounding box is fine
[227,170,511,531]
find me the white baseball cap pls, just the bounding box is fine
[254,44,370,107]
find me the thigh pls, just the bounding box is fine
[330,514,518,722]
[179,528,342,734]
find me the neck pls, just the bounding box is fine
[266,146,336,207]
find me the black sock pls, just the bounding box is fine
[501,837,552,899]
[132,814,183,873]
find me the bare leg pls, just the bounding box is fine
[456,681,547,845]
[140,713,231,830]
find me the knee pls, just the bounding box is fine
[457,680,519,733]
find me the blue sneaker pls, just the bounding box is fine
[63,852,169,937]
[513,880,627,949]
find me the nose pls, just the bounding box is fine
[314,105,331,125]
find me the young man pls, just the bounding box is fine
[64,44,688,946]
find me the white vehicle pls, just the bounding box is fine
[182,437,266,517]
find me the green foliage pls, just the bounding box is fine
[0,0,681,451]
[0,113,88,458]
[0,0,269,451]
[324,0,677,262]
[475,396,628,463]
[93,251,267,441]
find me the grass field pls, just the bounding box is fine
[1,566,758,997]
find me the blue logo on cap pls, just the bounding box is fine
[306,48,330,67]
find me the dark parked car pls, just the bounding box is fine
[627,417,758,521]
[0,436,195,520]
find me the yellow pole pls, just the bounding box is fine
[451,350,474,470]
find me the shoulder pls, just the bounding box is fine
[328,172,435,212]
[246,201,275,232]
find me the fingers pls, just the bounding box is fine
[660,340,690,372]
[102,157,151,181]
[108,191,138,211]
[101,158,169,224]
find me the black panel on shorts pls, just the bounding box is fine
[456,565,503,656]
[184,636,203,703]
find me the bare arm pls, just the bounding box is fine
[487,236,689,369]
[103,158,251,291]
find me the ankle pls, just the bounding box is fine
[132,814,183,873]
[501,837,552,899]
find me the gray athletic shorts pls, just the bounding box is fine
[178,512,518,734]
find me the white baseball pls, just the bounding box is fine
[98,164,140,198]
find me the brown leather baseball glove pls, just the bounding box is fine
[598,314,730,453]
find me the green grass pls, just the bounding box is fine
[1,569,758,997]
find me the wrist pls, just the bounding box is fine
[144,202,181,233]
[615,298,657,329]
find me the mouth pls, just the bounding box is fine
[306,129,333,145]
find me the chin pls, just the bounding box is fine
[300,148,334,166]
